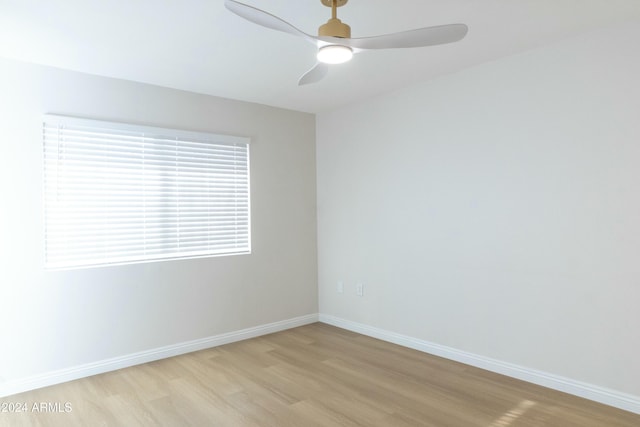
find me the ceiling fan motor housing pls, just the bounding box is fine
[318,18,351,38]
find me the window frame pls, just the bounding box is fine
[42,115,251,270]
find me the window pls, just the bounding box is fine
[43,115,250,270]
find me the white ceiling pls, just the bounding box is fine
[1,0,639,113]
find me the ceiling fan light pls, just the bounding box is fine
[317,45,353,64]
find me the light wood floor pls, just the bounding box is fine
[1,323,638,426]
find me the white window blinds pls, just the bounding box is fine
[43,115,250,270]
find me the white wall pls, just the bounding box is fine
[317,22,640,398]
[0,58,318,383]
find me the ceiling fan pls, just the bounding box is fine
[224,0,468,85]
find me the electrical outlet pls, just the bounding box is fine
[356,282,364,297]
[337,281,344,293]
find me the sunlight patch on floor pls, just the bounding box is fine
[489,400,537,426]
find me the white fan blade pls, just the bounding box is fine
[225,0,317,44]
[322,24,468,50]
[298,63,329,86]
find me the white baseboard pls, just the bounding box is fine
[319,314,640,415]
[0,313,318,398]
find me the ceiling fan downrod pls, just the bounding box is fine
[319,0,350,38]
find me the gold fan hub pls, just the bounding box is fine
[321,0,348,7]
[318,18,351,38]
